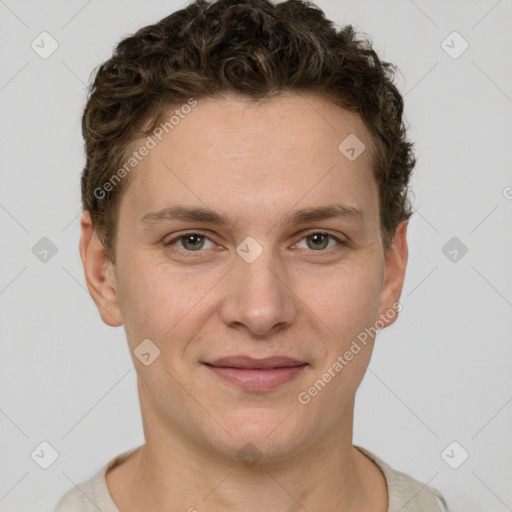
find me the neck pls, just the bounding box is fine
[106,387,388,512]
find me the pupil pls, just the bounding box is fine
[309,233,328,250]
[184,235,203,250]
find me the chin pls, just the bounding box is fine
[207,409,308,465]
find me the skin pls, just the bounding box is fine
[80,91,408,512]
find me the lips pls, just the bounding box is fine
[203,356,308,391]
[206,356,307,369]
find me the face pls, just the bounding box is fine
[80,92,408,464]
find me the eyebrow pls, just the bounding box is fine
[140,203,364,231]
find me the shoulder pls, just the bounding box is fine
[52,446,142,512]
[355,446,449,512]
[53,467,111,512]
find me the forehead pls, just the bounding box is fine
[121,92,378,227]
[164,92,373,166]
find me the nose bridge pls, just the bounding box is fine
[220,237,296,336]
[237,244,281,295]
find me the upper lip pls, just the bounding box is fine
[205,356,307,369]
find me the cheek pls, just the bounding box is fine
[295,268,380,419]
[116,262,190,343]
[298,261,382,341]
[116,256,221,361]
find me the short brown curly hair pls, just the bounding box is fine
[81,0,415,264]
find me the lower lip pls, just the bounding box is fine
[204,364,308,391]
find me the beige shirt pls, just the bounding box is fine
[53,445,448,511]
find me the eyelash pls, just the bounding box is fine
[164,231,348,257]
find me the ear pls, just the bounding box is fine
[79,211,123,327]
[378,220,408,328]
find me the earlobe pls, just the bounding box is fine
[79,211,123,327]
[378,220,409,329]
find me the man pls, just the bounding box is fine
[54,0,448,510]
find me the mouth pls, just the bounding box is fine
[203,356,309,391]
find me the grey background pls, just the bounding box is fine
[1,0,511,510]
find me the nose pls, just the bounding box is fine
[219,244,298,338]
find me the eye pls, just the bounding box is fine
[164,232,215,252]
[164,230,347,257]
[294,232,346,252]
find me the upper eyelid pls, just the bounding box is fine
[165,231,215,246]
